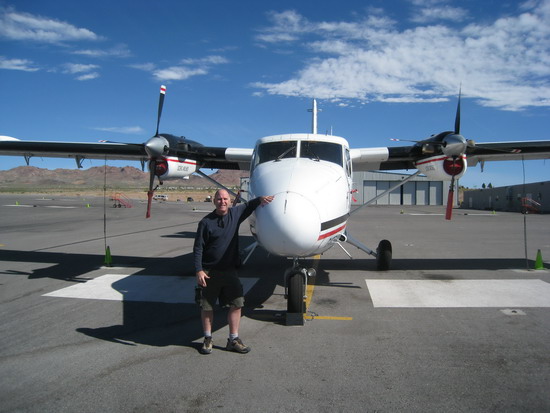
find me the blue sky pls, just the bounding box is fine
[0,0,549,188]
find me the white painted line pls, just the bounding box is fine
[44,206,78,209]
[43,274,259,304]
[3,205,77,208]
[3,204,34,207]
[408,213,444,216]
[366,279,550,308]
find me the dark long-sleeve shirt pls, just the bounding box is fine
[193,197,262,272]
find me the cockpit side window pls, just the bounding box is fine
[345,148,352,176]
[300,141,342,167]
[257,141,297,164]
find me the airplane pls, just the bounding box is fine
[2,85,550,313]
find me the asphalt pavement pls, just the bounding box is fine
[0,193,549,412]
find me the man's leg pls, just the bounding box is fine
[227,306,241,335]
[226,306,250,353]
[201,309,214,334]
[200,310,214,354]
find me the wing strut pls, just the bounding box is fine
[195,170,239,198]
[350,170,421,215]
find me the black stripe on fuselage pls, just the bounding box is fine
[320,213,349,231]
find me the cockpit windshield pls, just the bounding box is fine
[300,141,342,166]
[257,141,296,164]
[255,140,343,167]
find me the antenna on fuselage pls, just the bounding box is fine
[308,99,320,135]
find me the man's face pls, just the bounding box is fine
[214,191,230,215]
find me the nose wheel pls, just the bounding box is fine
[286,270,305,314]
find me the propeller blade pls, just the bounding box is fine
[155,85,166,137]
[146,160,157,219]
[454,87,461,135]
[445,175,455,220]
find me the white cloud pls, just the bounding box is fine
[72,44,131,58]
[93,126,145,134]
[255,10,308,43]
[0,6,100,43]
[153,66,207,81]
[129,62,156,71]
[0,56,39,71]
[411,6,468,23]
[76,72,99,81]
[253,2,550,110]
[408,0,468,23]
[180,55,228,65]
[63,63,99,74]
[132,54,229,82]
[62,63,100,80]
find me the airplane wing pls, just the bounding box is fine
[351,139,550,171]
[0,136,253,171]
[464,140,550,166]
[0,138,147,162]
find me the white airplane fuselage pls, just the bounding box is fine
[248,134,352,258]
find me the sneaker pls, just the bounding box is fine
[200,336,213,354]
[226,337,250,353]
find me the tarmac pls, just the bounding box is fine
[0,193,549,412]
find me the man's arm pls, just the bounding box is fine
[193,221,210,287]
[239,195,275,223]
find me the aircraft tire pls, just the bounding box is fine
[376,239,392,271]
[287,272,304,313]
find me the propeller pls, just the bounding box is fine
[445,157,458,220]
[445,90,462,221]
[145,85,167,218]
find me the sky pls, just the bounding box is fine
[0,0,549,188]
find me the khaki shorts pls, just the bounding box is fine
[199,269,244,311]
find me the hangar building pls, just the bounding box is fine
[351,171,453,206]
[462,181,549,213]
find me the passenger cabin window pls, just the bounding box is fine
[257,141,297,164]
[300,141,342,167]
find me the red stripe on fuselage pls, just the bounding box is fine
[318,224,346,240]
[415,155,465,166]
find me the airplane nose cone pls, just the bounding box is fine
[255,191,320,257]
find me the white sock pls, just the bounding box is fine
[229,333,238,341]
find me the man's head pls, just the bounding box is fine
[214,189,230,216]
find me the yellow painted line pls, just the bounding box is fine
[303,255,353,321]
[304,315,353,321]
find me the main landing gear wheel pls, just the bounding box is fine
[287,271,305,313]
[376,239,392,271]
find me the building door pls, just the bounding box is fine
[416,182,429,205]
[402,182,416,205]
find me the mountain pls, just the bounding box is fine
[0,166,249,189]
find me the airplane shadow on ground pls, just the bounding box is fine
[73,247,289,350]
[0,244,539,350]
[0,237,284,349]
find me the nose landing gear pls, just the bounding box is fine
[284,259,316,325]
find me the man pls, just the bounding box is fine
[193,189,274,354]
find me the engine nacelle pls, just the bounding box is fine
[150,156,197,180]
[414,155,467,181]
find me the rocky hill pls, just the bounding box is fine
[0,165,249,190]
